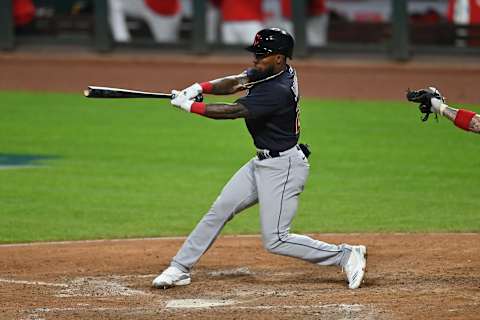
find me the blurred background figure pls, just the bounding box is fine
[448,0,480,46]
[207,0,221,43]
[263,0,328,47]
[220,0,264,45]
[108,0,182,43]
[280,0,328,47]
[179,0,220,43]
[13,0,36,27]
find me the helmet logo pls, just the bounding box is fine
[253,34,262,46]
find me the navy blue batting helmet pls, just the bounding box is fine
[246,28,294,59]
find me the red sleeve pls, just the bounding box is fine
[144,0,180,16]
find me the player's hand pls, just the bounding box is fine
[426,87,445,113]
[181,83,203,100]
[430,96,447,115]
[406,86,445,121]
[406,87,443,108]
[171,90,193,112]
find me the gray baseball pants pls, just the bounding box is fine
[171,145,351,272]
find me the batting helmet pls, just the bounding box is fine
[246,28,294,59]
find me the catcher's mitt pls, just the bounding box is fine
[406,87,445,122]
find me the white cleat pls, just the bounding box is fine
[343,245,367,289]
[152,266,191,289]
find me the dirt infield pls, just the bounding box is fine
[1,52,479,319]
[1,234,479,320]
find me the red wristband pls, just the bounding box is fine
[191,102,206,115]
[454,109,476,131]
[200,82,213,93]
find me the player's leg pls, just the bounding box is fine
[255,152,350,267]
[255,149,366,288]
[153,159,258,288]
[171,159,258,271]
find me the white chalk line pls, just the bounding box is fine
[0,278,68,287]
[24,306,154,319]
[55,277,149,297]
[166,299,236,309]
[1,276,150,297]
[0,269,287,291]
[0,236,190,247]
[27,303,368,313]
[207,266,254,277]
[115,274,157,279]
[1,233,477,248]
[0,234,257,248]
[229,303,365,311]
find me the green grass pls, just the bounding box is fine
[0,91,479,243]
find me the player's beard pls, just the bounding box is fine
[248,65,276,82]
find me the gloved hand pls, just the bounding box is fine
[181,83,203,100]
[406,86,446,121]
[171,90,193,112]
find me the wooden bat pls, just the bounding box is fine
[84,86,172,99]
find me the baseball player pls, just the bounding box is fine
[152,28,367,290]
[407,87,480,134]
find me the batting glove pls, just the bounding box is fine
[171,90,193,112]
[181,83,203,100]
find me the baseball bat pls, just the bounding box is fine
[84,86,172,99]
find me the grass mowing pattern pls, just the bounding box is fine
[0,91,479,243]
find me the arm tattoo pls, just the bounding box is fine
[469,115,480,134]
[203,103,249,119]
[442,107,457,122]
[442,106,480,134]
[210,73,249,95]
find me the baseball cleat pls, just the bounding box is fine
[343,245,367,289]
[152,266,191,289]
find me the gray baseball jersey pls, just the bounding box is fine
[170,66,352,273]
